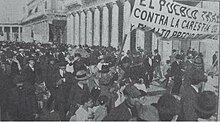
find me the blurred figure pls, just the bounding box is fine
[8,75,38,120]
[152,93,180,121]
[162,60,171,87]
[171,54,184,95]
[153,49,162,79]
[103,85,141,121]
[212,51,218,76]
[143,52,154,88]
[195,91,217,121]
[178,67,207,121]
[69,95,94,121]
[93,95,108,121]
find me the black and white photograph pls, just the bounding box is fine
[0,0,219,121]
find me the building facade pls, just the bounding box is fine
[21,0,67,43]
[66,0,219,69]
[65,0,154,53]
[0,0,26,41]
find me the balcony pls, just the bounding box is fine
[64,0,82,7]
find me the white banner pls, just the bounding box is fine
[129,0,219,40]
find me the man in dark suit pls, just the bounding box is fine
[58,48,66,62]
[11,55,21,77]
[143,52,154,88]
[153,49,162,79]
[178,68,207,121]
[171,54,184,95]
[21,56,37,87]
[52,61,72,120]
[8,75,38,120]
[16,49,25,69]
[67,70,90,120]
[103,85,141,121]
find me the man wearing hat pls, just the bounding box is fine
[151,93,180,121]
[17,49,25,69]
[52,61,72,120]
[195,91,217,121]
[21,56,37,87]
[103,85,142,121]
[153,49,162,79]
[67,70,90,120]
[178,67,207,121]
[117,57,132,85]
[143,52,154,88]
[8,75,38,120]
[170,54,184,95]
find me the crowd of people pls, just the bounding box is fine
[0,41,218,121]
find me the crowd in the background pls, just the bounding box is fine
[0,41,218,121]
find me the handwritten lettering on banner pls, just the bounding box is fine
[129,0,219,40]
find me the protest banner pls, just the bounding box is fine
[129,0,219,40]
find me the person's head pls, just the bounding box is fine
[215,51,218,54]
[123,85,142,106]
[166,60,171,64]
[152,93,180,121]
[154,49,159,54]
[172,49,176,54]
[13,75,24,88]
[195,91,217,119]
[175,54,181,62]
[81,95,93,107]
[75,70,90,84]
[189,68,207,91]
[58,61,67,71]
[48,56,56,64]
[28,57,35,66]
[74,53,81,60]
[99,65,110,74]
[121,57,131,68]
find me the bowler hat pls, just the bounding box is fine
[75,70,91,81]
[194,91,217,117]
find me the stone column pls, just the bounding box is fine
[67,14,71,44]
[18,26,21,41]
[111,3,119,48]
[123,1,131,53]
[94,8,100,46]
[86,10,93,46]
[72,13,75,45]
[102,6,109,47]
[10,27,13,41]
[80,11,86,45]
[136,29,145,50]
[70,14,74,45]
[75,12,80,46]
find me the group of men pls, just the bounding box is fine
[0,41,217,121]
